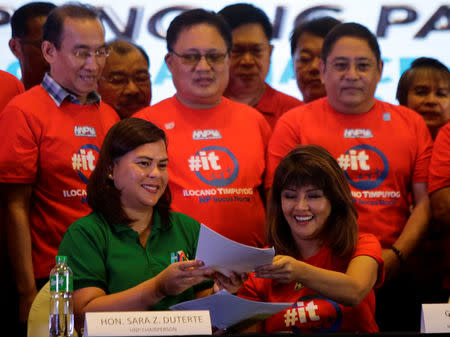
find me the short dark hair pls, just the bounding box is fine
[321,22,381,64]
[166,8,232,52]
[267,145,358,258]
[11,2,56,38]
[106,39,150,67]
[87,118,171,228]
[396,57,450,105]
[290,16,341,56]
[43,3,101,49]
[218,3,272,41]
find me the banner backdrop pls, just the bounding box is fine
[1,0,448,105]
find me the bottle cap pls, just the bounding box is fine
[56,255,67,264]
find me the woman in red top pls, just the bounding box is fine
[396,57,450,140]
[238,145,384,333]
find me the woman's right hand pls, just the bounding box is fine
[155,260,213,297]
[254,255,303,283]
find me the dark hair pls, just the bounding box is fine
[43,3,100,49]
[87,118,171,228]
[267,145,358,258]
[396,57,450,105]
[11,2,56,38]
[166,8,232,52]
[321,22,381,64]
[218,3,272,41]
[106,39,150,67]
[290,16,340,56]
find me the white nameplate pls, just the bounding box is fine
[84,311,212,336]
[420,303,450,333]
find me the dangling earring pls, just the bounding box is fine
[108,173,113,180]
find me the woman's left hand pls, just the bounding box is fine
[254,255,302,283]
[213,271,248,294]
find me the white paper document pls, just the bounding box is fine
[195,224,275,276]
[420,303,450,333]
[170,290,291,330]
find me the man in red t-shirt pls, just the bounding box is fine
[134,9,270,248]
[428,121,450,299]
[0,69,25,336]
[0,4,119,325]
[218,4,302,129]
[266,23,432,331]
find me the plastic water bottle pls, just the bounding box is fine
[49,255,74,337]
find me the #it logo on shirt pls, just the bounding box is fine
[336,144,389,190]
[285,295,343,333]
[188,146,239,187]
[72,144,100,183]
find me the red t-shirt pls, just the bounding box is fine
[0,70,25,239]
[428,121,450,194]
[427,121,450,290]
[134,96,271,247]
[0,86,119,278]
[266,98,433,247]
[0,70,24,111]
[254,84,302,130]
[238,233,384,333]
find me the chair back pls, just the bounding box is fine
[27,281,78,337]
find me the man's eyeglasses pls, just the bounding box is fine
[102,71,150,88]
[72,47,110,61]
[169,49,228,66]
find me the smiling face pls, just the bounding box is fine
[406,71,450,138]
[43,17,106,103]
[281,184,331,246]
[293,32,326,103]
[226,23,272,99]
[165,23,230,109]
[112,140,168,214]
[320,36,382,114]
[99,47,151,118]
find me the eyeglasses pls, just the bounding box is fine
[230,45,269,59]
[169,49,228,66]
[102,71,151,88]
[72,47,110,61]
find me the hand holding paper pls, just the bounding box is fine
[155,260,213,297]
[213,271,248,294]
[195,224,275,277]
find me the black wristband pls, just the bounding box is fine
[390,245,404,264]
